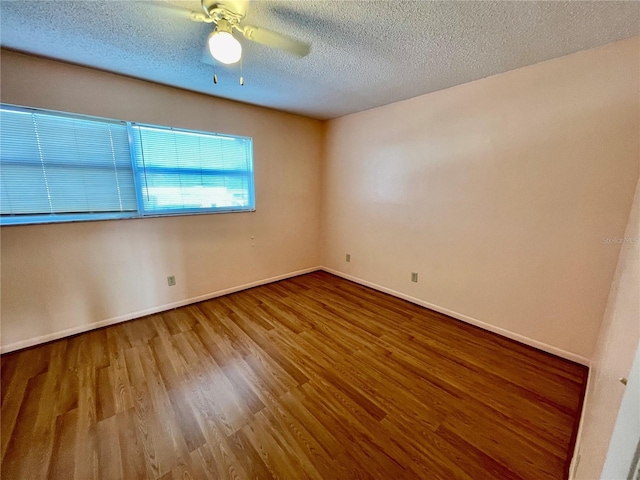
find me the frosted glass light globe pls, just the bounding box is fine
[208,31,242,65]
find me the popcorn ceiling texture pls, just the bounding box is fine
[1,0,639,119]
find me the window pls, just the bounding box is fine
[0,105,137,223]
[0,104,254,225]
[131,124,254,215]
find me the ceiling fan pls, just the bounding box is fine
[164,0,311,65]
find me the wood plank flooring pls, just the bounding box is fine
[1,271,587,479]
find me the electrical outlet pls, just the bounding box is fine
[411,272,418,282]
[167,275,176,286]
[346,254,351,262]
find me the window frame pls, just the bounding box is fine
[128,122,255,218]
[0,104,256,226]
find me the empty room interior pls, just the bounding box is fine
[1,1,639,479]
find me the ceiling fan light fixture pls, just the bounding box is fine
[208,30,242,65]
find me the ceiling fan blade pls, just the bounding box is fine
[240,25,310,57]
[149,2,212,23]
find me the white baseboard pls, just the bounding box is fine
[320,267,591,367]
[569,368,593,479]
[1,265,593,366]
[0,266,321,354]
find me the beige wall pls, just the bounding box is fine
[322,37,640,362]
[574,177,640,479]
[0,51,323,352]
[1,38,639,363]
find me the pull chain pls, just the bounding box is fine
[212,58,244,86]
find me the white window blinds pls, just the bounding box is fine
[131,124,254,214]
[0,104,255,226]
[0,106,137,218]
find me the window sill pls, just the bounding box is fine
[0,208,256,227]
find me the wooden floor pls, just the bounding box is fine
[1,271,587,480]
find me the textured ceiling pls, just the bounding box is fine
[1,0,639,119]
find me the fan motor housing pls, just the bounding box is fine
[202,0,246,24]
